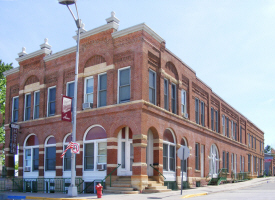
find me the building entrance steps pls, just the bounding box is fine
[143,177,171,193]
[104,176,139,194]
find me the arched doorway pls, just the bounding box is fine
[163,129,176,181]
[146,129,154,176]
[209,144,219,178]
[117,127,133,176]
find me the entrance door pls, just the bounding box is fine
[209,144,219,178]
[118,127,133,176]
[201,145,204,177]
[146,129,154,176]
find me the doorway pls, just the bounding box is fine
[146,129,154,176]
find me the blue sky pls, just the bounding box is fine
[1,0,274,147]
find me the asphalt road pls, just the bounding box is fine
[192,181,275,200]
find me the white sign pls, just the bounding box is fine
[177,146,190,160]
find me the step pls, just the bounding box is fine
[148,181,163,186]
[104,190,139,194]
[112,183,131,187]
[147,186,167,190]
[143,189,171,193]
[106,186,134,191]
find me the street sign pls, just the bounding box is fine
[177,146,190,160]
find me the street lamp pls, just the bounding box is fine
[58,0,82,197]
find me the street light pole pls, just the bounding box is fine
[58,0,81,197]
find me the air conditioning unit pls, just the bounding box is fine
[24,167,31,172]
[183,113,188,119]
[97,164,106,171]
[82,102,93,110]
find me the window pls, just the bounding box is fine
[201,101,205,126]
[252,136,254,149]
[163,144,168,171]
[164,79,169,110]
[45,137,56,171]
[231,153,234,172]
[24,135,39,172]
[215,110,219,133]
[260,141,261,153]
[211,108,214,131]
[240,156,242,172]
[118,67,131,103]
[63,134,74,171]
[171,84,176,114]
[97,142,107,164]
[234,123,237,141]
[222,151,225,169]
[84,77,94,104]
[24,94,31,121]
[254,156,257,173]
[149,70,156,105]
[48,87,56,116]
[84,143,94,170]
[240,126,242,143]
[226,152,229,171]
[248,134,250,147]
[67,82,74,110]
[231,120,234,139]
[195,98,200,124]
[169,145,175,171]
[163,129,176,172]
[33,91,40,119]
[226,117,229,137]
[222,115,225,135]
[195,143,200,170]
[248,154,251,172]
[181,89,187,115]
[255,137,256,150]
[12,96,19,122]
[98,73,107,107]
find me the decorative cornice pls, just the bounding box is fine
[3,66,20,77]
[112,23,165,44]
[44,46,76,62]
[16,48,51,62]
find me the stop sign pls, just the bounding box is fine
[177,146,190,160]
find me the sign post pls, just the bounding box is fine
[177,146,190,195]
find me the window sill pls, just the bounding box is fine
[195,170,200,173]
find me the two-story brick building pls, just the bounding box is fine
[3,12,264,193]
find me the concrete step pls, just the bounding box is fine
[106,186,134,191]
[147,186,167,190]
[112,183,131,187]
[143,189,171,193]
[148,181,163,186]
[104,190,139,194]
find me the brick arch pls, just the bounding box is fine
[110,121,139,138]
[181,137,188,146]
[84,55,106,68]
[165,61,179,80]
[147,126,159,139]
[163,128,177,144]
[24,75,39,86]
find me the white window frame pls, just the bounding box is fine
[47,86,56,117]
[23,134,39,173]
[171,83,177,114]
[195,98,200,124]
[215,110,219,133]
[24,93,31,121]
[117,66,131,104]
[181,89,187,115]
[222,115,225,135]
[97,73,107,108]
[164,79,169,110]
[211,107,214,131]
[149,69,156,105]
[231,120,234,139]
[66,81,75,97]
[33,90,40,120]
[12,96,19,123]
[163,129,176,173]
[84,76,94,104]
[231,153,234,172]
[201,101,205,126]
[248,133,250,147]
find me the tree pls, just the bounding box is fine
[264,145,271,154]
[0,60,13,165]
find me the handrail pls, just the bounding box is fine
[102,164,121,187]
[149,164,166,180]
[76,179,85,193]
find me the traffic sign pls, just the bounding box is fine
[177,146,190,160]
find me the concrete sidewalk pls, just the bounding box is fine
[2,177,275,200]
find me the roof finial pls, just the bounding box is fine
[18,47,27,57]
[106,11,120,25]
[40,38,51,50]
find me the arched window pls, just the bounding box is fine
[163,129,176,172]
[83,125,107,171]
[209,144,219,177]
[45,136,56,171]
[24,134,39,172]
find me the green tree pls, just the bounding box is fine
[0,60,13,165]
[264,145,271,154]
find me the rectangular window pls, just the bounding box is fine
[215,110,219,133]
[226,117,229,137]
[163,144,168,171]
[195,98,200,124]
[171,84,176,114]
[46,147,56,171]
[12,96,19,122]
[235,123,237,141]
[222,115,225,135]
[98,73,107,107]
[164,79,169,110]
[33,91,40,119]
[255,138,256,150]
[48,87,56,116]
[118,67,131,103]
[169,145,175,171]
[84,143,94,170]
[248,154,251,172]
[33,148,39,171]
[248,134,250,147]
[240,126,242,143]
[25,149,31,168]
[67,82,74,111]
[211,108,214,131]
[231,153,234,172]
[231,120,234,139]
[195,143,200,170]
[260,141,261,153]
[24,94,31,121]
[64,145,71,171]
[98,142,107,164]
[181,89,187,115]
[201,101,205,126]
[254,156,257,173]
[149,70,156,105]
[223,151,225,168]
[252,136,254,149]
[84,77,94,104]
[226,152,229,171]
[240,156,242,172]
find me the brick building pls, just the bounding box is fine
[3,13,264,192]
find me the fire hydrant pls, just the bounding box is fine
[95,183,103,198]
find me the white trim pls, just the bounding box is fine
[47,86,56,117]
[23,134,39,176]
[149,69,156,105]
[3,66,20,77]
[171,83,177,114]
[117,66,131,104]
[97,72,107,108]
[112,23,165,43]
[16,48,51,63]
[44,46,76,62]
[12,96,19,123]
[33,90,40,120]
[84,76,94,104]
[181,89,187,115]
[66,81,75,97]
[24,93,31,121]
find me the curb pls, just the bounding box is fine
[181,193,208,198]
[26,197,89,200]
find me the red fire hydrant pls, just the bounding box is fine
[95,183,103,198]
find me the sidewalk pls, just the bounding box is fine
[2,177,275,200]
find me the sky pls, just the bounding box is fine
[1,0,274,147]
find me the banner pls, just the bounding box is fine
[61,95,72,122]
[265,159,272,163]
[10,123,20,154]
